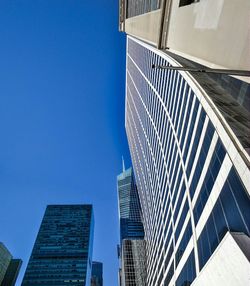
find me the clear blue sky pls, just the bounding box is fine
[0,1,130,285]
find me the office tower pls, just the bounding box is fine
[124,35,250,286]
[121,239,147,286]
[91,261,103,286]
[117,166,146,286]
[0,243,12,284]
[117,166,144,241]
[0,242,22,286]
[119,0,250,72]
[2,259,22,286]
[22,205,94,286]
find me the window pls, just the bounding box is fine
[179,0,200,7]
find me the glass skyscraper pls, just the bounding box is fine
[117,167,144,241]
[0,242,12,284]
[1,259,22,286]
[0,242,22,286]
[91,261,103,286]
[121,239,147,286]
[22,205,94,286]
[117,166,146,286]
[125,36,250,286]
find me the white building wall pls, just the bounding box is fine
[192,232,250,286]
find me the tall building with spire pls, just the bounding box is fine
[117,166,146,285]
[117,166,144,241]
[22,205,94,286]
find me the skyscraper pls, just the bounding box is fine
[124,35,250,285]
[117,166,144,241]
[91,261,103,286]
[22,205,94,286]
[1,259,22,286]
[0,243,12,284]
[121,239,147,286]
[117,166,146,286]
[0,242,22,286]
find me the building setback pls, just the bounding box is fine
[117,166,146,286]
[119,0,250,72]
[91,261,103,286]
[22,205,94,286]
[125,36,250,286]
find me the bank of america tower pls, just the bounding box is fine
[119,1,250,285]
[117,166,147,285]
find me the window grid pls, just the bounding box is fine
[125,37,250,286]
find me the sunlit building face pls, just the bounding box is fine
[125,36,250,286]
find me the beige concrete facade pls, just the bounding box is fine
[166,0,250,70]
[125,9,162,46]
[121,0,250,72]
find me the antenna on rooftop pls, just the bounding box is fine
[122,156,125,172]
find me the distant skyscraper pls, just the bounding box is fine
[0,243,12,284]
[121,239,147,286]
[117,166,144,241]
[0,242,22,286]
[117,166,146,286]
[125,35,250,285]
[22,205,94,286]
[91,261,103,286]
[2,259,22,286]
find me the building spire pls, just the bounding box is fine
[122,156,125,172]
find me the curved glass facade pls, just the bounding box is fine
[125,36,250,286]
